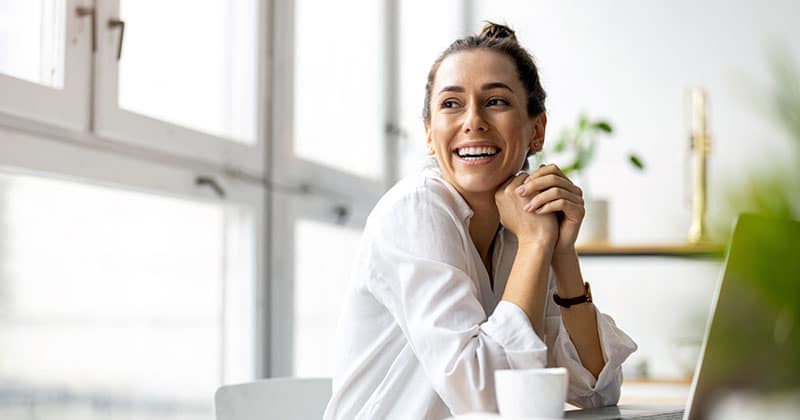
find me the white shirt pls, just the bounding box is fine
[323,171,637,420]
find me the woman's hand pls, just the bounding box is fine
[494,173,559,249]
[515,164,585,254]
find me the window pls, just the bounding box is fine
[268,0,393,376]
[293,219,362,377]
[0,0,268,417]
[0,0,265,173]
[94,0,265,173]
[116,0,257,144]
[0,0,64,88]
[0,134,262,420]
[0,0,90,130]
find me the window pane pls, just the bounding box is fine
[293,0,385,179]
[0,0,65,88]
[0,172,255,420]
[118,0,257,144]
[293,219,362,376]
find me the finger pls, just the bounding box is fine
[500,172,529,196]
[507,172,529,189]
[530,163,562,179]
[524,187,584,212]
[533,198,586,221]
[530,164,579,189]
[519,174,582,197]
[533,163,568,179]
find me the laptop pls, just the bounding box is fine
[567,213,800,420]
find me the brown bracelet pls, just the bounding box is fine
[553,282,593,308]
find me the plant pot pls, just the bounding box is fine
[577,198,609,245]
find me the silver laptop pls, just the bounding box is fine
[567,214,800,420]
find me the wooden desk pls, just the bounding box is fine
[619,379,691,405]
[577,243,724,258]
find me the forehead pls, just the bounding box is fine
[433,49,521,91]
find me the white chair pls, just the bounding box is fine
[214,377,332,420]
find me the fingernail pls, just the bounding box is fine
[539,163,546,168]
[516,186,525,195]
[523,204,532,211]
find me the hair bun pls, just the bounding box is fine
[479,22,518,42]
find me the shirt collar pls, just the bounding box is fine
[422,167,474,224]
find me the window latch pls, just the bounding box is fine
[196,176,226,199]
[108,18,126,60]
[75,6,96,52]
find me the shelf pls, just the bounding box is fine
[576,242,725,257]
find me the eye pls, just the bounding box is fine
[441,99,461,109]
[486,97,510,107]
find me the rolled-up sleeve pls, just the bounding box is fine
[544,274,638,407]
[365,192,547,414]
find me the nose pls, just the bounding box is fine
[463,103,488,134]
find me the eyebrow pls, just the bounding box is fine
[438,82,514,94]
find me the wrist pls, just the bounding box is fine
[516,236,556,253]
[552,245,578,268]
[553,243,577,259]
[550,249,585,297]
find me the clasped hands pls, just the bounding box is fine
[494,163,585,254]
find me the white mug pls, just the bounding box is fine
[494,367,568,419]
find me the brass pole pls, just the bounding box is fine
[688,88,710,243]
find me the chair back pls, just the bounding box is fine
[215,377,332,420]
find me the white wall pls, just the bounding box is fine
[396,0,800,379]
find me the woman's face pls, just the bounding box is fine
[426,49,546,197]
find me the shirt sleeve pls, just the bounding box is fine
[543,272,638,408]
[364,192,547,414]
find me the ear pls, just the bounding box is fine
[529,113,547,153]
[425,123,435,155]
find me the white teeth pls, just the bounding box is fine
[456,146,499,158]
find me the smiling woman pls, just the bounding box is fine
[323,23,637,420]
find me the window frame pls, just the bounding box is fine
[92,0,269,176]
[0,0,92,132]
[267,0,398,377]
[0,123,269,381]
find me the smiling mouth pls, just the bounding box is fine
[454,146,501,161]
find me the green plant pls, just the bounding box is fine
[704,47,800,400]
[534,114,645,177]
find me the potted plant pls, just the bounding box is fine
[534,114,645,243]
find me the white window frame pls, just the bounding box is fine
[0,0,274,383]
[0,0,92,132]
[92,0,269,176]
[268,0,398,377]
[0,124,269,381]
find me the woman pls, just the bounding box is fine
[323,23,636,420]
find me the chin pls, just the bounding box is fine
[453,173,506,195]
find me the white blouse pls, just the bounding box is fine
[323,171,637,420]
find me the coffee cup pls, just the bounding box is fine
[494,367,568,419]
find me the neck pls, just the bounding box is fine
[462,191,500,260]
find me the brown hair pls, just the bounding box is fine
[422,22,547,125]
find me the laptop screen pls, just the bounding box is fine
[686,214,800,419]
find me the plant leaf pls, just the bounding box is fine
[629,154,645,170]
[593,121,613,133]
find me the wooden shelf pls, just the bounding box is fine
[576,242,725,257]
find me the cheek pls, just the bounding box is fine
[431,119,457,143]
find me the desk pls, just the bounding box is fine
[448,381,690,420]
[619,379,691,405]
[576,242,724,258]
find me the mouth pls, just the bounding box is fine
[453,145,501,161]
